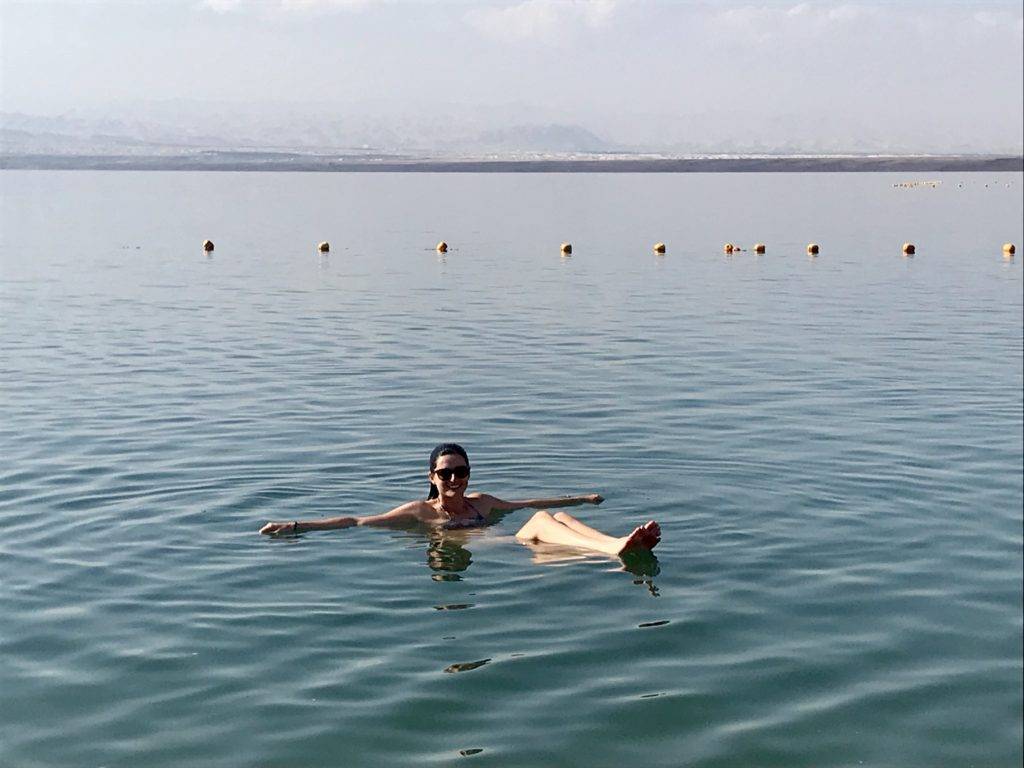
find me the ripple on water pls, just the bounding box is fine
[0,170,1021,768]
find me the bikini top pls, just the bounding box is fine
[440,499,489,530]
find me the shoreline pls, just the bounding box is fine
[2,154,1021,173]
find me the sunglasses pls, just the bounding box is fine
[433,466,470,481]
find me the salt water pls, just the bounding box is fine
[1,170,1021,767]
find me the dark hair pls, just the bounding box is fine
[427,443,470,499]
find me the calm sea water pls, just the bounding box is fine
[1,170,1021,767]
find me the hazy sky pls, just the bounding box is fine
[2,0,1022,151]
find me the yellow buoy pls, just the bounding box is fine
[202,239,214,252]
[560,242,572,255]
[653,242,666,254]
[807,243,819,255]
[754,243,766,254]
[318,241,330,253]
[436,241,448,253]
[723,243,735,254]
[902,242,915,255]
[1003,243,1016,255]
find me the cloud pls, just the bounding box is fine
[465,0,619,43]
[709,2,877,41]
[201,0,244,11]
[707,1,1024,44]
[199,0,378,12]
[973,9,1024,39]
[825,4,868,24]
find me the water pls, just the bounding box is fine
[1,170,1021,767]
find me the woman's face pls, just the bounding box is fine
[431,453,470,497]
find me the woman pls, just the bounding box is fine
[259,443,660,556]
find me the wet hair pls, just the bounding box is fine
[427,443,470,499]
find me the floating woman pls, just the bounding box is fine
[259,443,661,556]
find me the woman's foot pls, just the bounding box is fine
[640,521,661,549]
[616,521,661,555]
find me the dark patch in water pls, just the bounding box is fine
[459,748,484,756]
[640,692,665,699]
[444,658,491,673]
[638,620,670,628]
[433,603,473,611]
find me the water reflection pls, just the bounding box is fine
[426,533,473,580]
[420,531,661,594]
[620,550,661,597]
[500,539,662,595]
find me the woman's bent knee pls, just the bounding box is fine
[529,510,554,523]
[515,510,552,540]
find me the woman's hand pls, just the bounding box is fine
[585,494,604,505]
[260,521,299,535]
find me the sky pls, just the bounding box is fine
[2,0,1022,153]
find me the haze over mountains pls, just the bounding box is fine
[5,97,1021,159]
[3,1,1021,161]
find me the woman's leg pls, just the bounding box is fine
[515,511,659,556]
[551,511,620,545]
[552,512,660,552]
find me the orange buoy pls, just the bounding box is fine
[436,241,448,253]
[754,243,766,254]
[560,242,572,255]
[653,242,666,254]
[202,239,214,252]
[318,241,330,253]
[723,243,735,254]
[807,243,819,255]
[902,242,915,255]
[1003,243,1016,255]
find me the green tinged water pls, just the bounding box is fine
[1,171,1021,767]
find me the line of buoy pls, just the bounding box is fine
[200,240,1017,259]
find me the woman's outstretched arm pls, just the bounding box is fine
[478,493,603,512]
[259,501,424,535]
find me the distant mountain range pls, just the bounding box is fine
[0,110,621,157]
[2,103,1022,162]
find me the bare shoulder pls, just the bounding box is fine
[380,499,435,521]
[356,499,437,528]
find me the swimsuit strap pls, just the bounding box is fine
[464,498,485,521]
[441,498,487,529]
